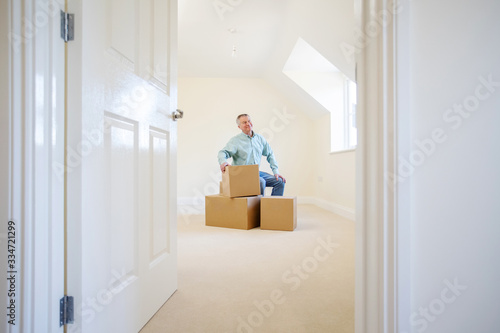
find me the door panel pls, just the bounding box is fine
[68,0,177,332]
[151,0,170,89]
[150,128,170,260]
[105,115,138,276]
[108,0,136,67]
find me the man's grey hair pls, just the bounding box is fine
[236,114,251,125]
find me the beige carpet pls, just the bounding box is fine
[140,204,355,333]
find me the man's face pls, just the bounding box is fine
[238,116,253,135]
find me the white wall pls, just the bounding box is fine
[313,113,356,212]
[402,1,500,332]
[177,77,315,209]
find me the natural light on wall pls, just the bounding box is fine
[283,37,357,152]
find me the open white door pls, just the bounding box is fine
[67,0,178,332]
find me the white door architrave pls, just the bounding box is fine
[4,0,66,332]
[355,0,410,332]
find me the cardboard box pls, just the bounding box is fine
[205,194,261,230]
[260,197,297,231]
[221,164,260,198]
[219,181,223,194]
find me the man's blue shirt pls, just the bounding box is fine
[218,131,279,175]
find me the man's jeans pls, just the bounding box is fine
[259,171,285,196]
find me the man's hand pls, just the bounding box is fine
[220,162,230,173]
[275,174,286,183]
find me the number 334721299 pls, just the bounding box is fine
[7,221,16,266]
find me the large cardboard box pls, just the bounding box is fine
[221,164,260,198]
[260,197,297,231]
[205,194,261,230]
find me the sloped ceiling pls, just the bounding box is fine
[178,0,355,117]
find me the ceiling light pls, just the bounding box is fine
[228,28,238,57]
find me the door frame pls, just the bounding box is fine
[355,0,410,332]
[6,0,66,332]
[6,0,410,332]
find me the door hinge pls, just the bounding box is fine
[60,295,74,326]
[60,10,74,42]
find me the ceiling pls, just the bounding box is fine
[177,0,355,117]
[178,0,290,77]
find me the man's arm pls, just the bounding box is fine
[261,137,280,175]
[266,149,286,183]
[218,138,237,172]
[260,135,286,183]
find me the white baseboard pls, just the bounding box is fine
[297,196,355,221]
[178,196,355,221]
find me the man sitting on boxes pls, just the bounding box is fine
[218,114,286,196]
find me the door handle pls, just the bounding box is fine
[172,109,184,121]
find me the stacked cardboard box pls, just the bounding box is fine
[205,195,261,230]
[220,165,260,198]
[205,164,297,231]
